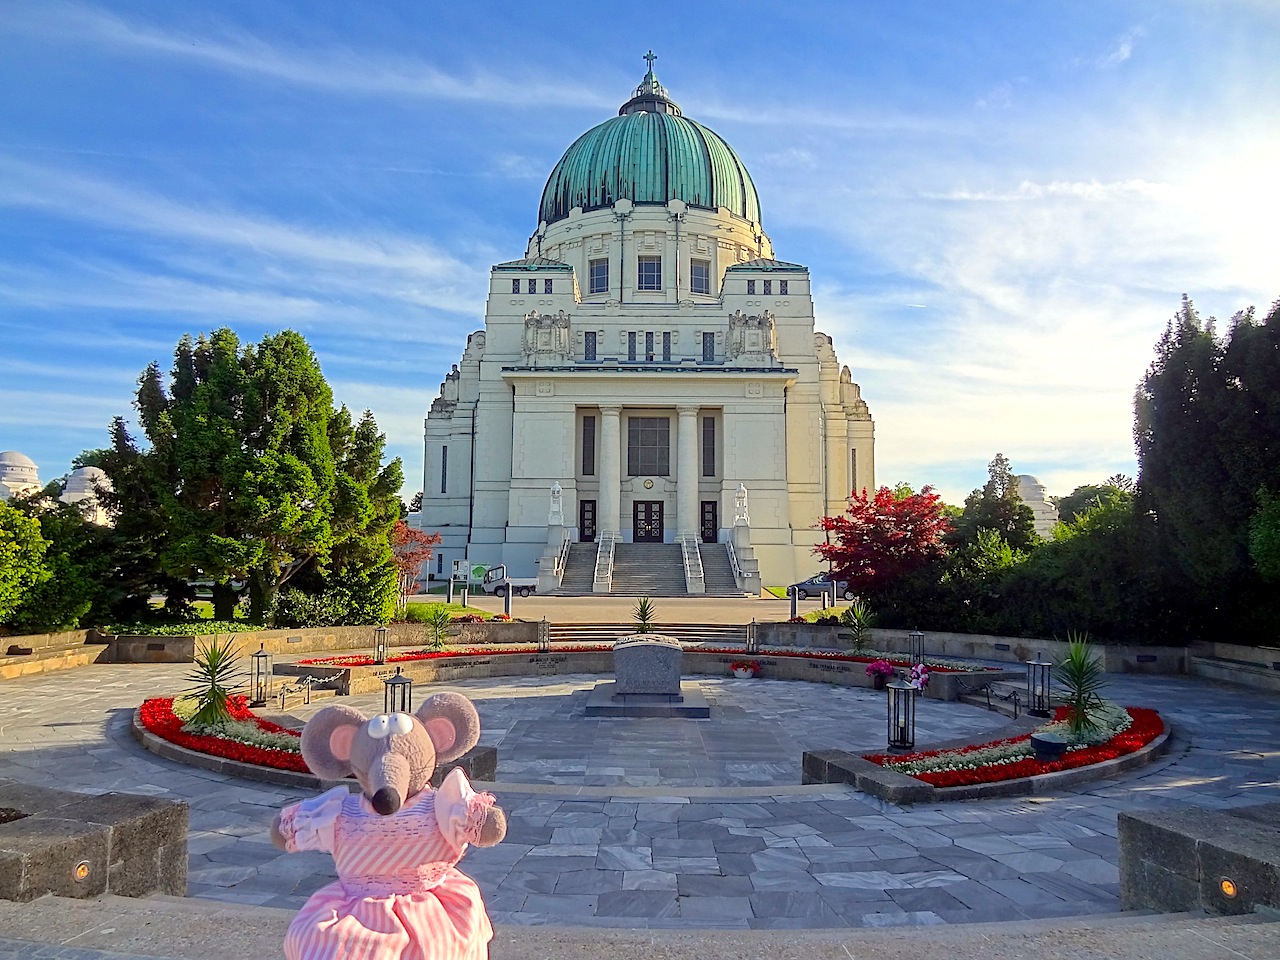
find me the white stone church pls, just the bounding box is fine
[414,58,875,593]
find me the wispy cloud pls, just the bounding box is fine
[5,1,612,111]
[1099,28,1143,67]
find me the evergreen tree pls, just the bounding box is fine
[950,453,1038,552]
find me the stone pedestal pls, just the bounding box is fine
[584,635,710,718]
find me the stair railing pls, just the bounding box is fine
[679,536,705,595]
[592,534,616,593]
[551,533,572,585]
[726,540,753,592]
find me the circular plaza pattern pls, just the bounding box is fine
[287,674,1012,789]
[3,643,1280,932]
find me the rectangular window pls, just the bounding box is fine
[850,449,858,496]
[763,279,772,295]
[582,415,596,476]
[662,331,671,361]
[702,331,715,362]
[588,258,609,294]
[584,331,597,361]
[637,256,662,291]
[779,279,788,295]
[645,331,655,361]
[702,416,716,477]
[440,445,448,494]
[690,259,711,295]
[627,417,670,476]
[511,279,520,294]
[628,331,637,361]
[544,278,553,294]
[747,279,756,295]
[527,278,536,294]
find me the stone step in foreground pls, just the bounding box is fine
[0,895,1277,960]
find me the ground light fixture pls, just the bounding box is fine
[373,626,389,665]
[1027,654,1052,718]
[908,629,925,666]
[384,666,413,715]
[886,676,916,751]
[249,643,272,708]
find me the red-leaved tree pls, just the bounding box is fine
[391,520,441,609]
[816,486,952,595]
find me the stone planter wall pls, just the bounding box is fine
[282,648,1007,702]
[865,628,1188,675]
[102,620,537,665]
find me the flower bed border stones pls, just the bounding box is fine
[131,697,496,790]
[803,707,1172,804]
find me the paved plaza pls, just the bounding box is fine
[2,647,1280,933]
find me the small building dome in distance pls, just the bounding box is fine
[0,450,41,501]
[61,465,114,525]
[1016,474,1060,539]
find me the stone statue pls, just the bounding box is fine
[548,481,564,526]
[734,483,749,525]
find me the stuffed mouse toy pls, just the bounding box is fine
[270,691,506,960]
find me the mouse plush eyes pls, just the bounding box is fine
[366,714,414,739]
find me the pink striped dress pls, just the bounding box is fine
[278,768,497,960]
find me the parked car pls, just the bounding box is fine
[786,573,854,601]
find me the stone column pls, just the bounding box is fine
[677,405,699,537]
[599,405,622,537]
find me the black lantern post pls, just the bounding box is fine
[886,676,916,751]
[746,618,758,655]
[538,617,550,654]
[383,666,413,715]
[249,643,273,707]
[1026,653,1052,717]
[373,626,389,665]
[908,629,925,667]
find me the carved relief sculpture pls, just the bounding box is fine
[523,310,573,364]
[728,310,777,363]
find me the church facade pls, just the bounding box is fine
[416,60,875,588]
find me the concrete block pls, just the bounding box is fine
[0,816,110,901]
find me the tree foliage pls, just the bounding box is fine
[950,453,1038,552]
[817,486,952,595]
[0,500,48,624]
[1135,296,1280,636]
[391,520,441,610]
[104,328,403,627]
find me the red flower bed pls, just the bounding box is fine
[139,696,310,773]
[864,707,1164,788]
[297,645,992,673]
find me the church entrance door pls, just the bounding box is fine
[633,501,663,542]
[579,500,596,542]
[700,501,718,543]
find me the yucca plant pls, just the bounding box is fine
[183,636,243,729]
[632,596,656,634]
[840,597,875,653]
[1056,631,1107,738]
[422,604,454,650]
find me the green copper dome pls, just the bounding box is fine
[538,58,762,227]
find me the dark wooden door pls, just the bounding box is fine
[633,501,663,542]
[579,499,596,542]
[700,501,718,543]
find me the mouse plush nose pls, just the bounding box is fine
[371,787,401,816]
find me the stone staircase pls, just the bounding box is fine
[699,543,745,596]
[549,622,748,645]
[1,893,1277,960]
[554,542,599,595]
[609,543,688,596]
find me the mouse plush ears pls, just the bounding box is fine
[416,692,480,763]
[300,704,367,781]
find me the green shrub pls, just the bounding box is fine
[106,620,250,636]
[632,596,656,633]
[1055,632,1107,737]
[840,597,875,653]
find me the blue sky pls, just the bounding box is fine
[1,1,1277,506]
